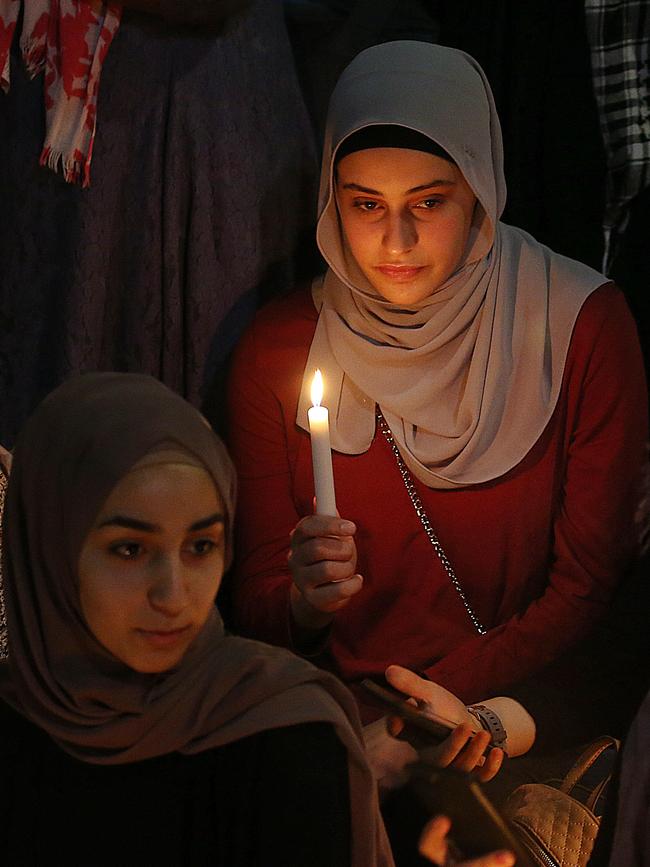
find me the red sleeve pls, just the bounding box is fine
[226,295,313,648]
[423,285,648,699]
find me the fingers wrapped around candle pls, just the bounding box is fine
[289,514,362,614]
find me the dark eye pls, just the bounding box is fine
[353,199,381,212]
[417,198,443,210]
[189,539,217,556]
[111,542,142,559]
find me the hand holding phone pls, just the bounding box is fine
[409,764,533,867]
[361,678,500,758]
[419,814,516,867]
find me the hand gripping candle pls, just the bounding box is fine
[307,369,337,516]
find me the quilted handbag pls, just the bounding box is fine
[504,736,619,867]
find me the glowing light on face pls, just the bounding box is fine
[78,460,226,673]
[336,147,477,304]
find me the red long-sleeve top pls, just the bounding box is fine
[227,283,647,707]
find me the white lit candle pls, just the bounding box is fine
[308,369,337,516]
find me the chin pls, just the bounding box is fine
[125,651,186,674]
[374,284,434,306]
[365,272,437,305]
[131,661,182,675]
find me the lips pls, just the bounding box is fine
[136,625,192,649]
[375,264,425,281]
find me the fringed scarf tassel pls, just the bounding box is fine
[0,0,121,186]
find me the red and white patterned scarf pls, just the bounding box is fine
[0,1,121,185]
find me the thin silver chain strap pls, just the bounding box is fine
[376,410,487,636]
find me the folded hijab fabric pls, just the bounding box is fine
[297,40,607,489]
[0,0,122,186]
[0,372,393,867]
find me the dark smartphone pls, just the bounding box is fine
[360,678,499,756]
[409,764,533,866]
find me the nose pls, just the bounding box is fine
[147,553,189,617]
[383,210,418,256]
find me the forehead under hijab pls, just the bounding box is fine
[129,445,211,474]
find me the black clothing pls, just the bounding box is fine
[0,701,350,866]
[439,0,606,271]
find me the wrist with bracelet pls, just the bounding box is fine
[466,703,508,751]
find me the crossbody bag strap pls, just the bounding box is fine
[559,735,620,798]
[376,409,487,636]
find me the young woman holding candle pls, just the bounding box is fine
[0,372,396,866]
[226,40,647,782]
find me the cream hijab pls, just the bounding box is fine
[0,373,392,867]
[297,41,606,488]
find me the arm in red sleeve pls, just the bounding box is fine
[424,285,648,702]
[226,309,308,649]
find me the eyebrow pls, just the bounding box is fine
[97,513,225,533]
[341,179,456,195]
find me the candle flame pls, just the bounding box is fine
[311,369,323,407]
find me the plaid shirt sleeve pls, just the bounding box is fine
[585,0,650,270]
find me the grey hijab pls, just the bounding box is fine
[297,41,605,488]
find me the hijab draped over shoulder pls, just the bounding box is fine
[0,372,392,867]
[297,41,606,488]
